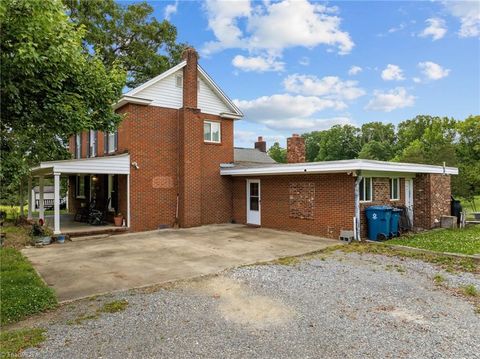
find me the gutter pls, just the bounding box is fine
[354,174,363,241]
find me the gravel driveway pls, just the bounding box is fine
[23,251,480,358]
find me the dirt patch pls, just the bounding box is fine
[193,276,294,329]
[374,305,429,325]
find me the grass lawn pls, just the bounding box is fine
[389,225,480,255]
[0,205,68,220]
[0,328,46,357]
[0,248,57,326]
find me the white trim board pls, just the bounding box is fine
[220,159,458,176]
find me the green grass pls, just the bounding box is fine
[0,328,46,357]
[433,274,445,284]
[462,284,478,297]
[98,299,129,313]
[459,195,479,214]
[0,248,57,326]
[0,205,68,220]
[388,226,480,255]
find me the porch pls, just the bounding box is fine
[29,154,131,234]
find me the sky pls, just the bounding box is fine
[139,0,479,148]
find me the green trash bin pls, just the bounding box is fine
[365,206,392,241]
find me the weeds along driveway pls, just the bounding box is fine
[21,224,338,301]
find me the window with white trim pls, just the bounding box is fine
[88,130,97,157]
[75,133,82,159]
[204,121,221,143]
[76,175,86,199]
[359,177,372,202]
[104,129,118,154]
[390,178,400,200]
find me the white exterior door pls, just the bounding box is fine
[405,179,414,225]
[246,179,261,225]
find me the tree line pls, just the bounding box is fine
[268,115,480,205]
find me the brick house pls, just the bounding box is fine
[29,48,457,239]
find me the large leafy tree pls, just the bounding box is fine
[65,0,185,88]
[0,0,125,203]
[268,142,287,163]
[315,125,361,161]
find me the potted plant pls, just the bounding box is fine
[30,222,53,245]
[114,212,124,227]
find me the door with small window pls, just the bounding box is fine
[246,179,261,225]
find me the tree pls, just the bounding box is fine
[268,142,287,163]
[358,140,394,161]
[0,0,125,204]
[302,131,325,162]
[65,0,185,88]
[315,125,361,161]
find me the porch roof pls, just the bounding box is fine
[30,153,130,177]
[219,159,458,176]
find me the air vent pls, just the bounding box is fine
[176,75,182,88]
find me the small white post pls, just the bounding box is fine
[127,174,131,228]
[53,173,61,234]
[39,176,45,221]
[27,177,33,220]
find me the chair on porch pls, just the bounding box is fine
[74,200,96,223]
[88,198,111,226]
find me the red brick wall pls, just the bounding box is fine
[232,174,355,239]
[413,174,451,229]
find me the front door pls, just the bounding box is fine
[246,179,261,225]
[405,179,414,226]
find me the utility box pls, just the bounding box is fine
[440,215,457,229]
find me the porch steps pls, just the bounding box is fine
[66,227,128,241]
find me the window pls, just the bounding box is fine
[104,129,118,154]
[359,177,372,202]
[75,175,86,199]
[88,130,97,157]
[390,178,400,200]
[204,121,221,143]
[75,133,82,159]
[176,75,182,88]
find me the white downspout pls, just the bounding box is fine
[354,174,363,241]
[53,173,61,234]
[127,173,131,228]
[27,176,33,220]
[39,176,45,221]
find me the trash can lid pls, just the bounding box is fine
[365,205,393,211]
[392,208,403,212]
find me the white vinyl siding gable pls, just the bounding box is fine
[198,77,230,115]
[133,69,183,109]
[128,69,234,116]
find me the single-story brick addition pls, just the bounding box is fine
[29,47,458,240]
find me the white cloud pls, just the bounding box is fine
[420,18,447,40]
[381,64,405,81]
[388,23,406,33]
[413,77,421,83]
[232,55,285,72]
[164,1,178,20]
[203,0,354,68]
[283,74,365,101]
[348,65,362,75]
[418,61,450,80]
[365,87,415,112]
[444,1,480,38]
[260,117,352,131]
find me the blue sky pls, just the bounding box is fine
[140,0,479,148]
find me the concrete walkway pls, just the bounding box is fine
[22,224,339,301]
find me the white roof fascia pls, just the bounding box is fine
[220,160,458,176]
[197,65,243,117]
[124,61,187,97]
[113,95,153,110]
[31,154,130,176]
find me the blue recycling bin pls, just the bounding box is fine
[365,206,393,241]
[390,208,402,237]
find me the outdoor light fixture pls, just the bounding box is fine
[131,161,139,170]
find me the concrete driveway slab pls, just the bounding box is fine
[22,224,339,301]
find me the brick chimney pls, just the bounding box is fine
[254,136,266,152]
[287,134,305,163]
[182,47,199,109]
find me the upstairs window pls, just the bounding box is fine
[104,129,118,154]
[75,133,82,159]
[204,121,221,143]
[359,177,372,202]
[88,130,97,157]
[390,178,400,200]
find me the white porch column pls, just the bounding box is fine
[39,176,45,221]
[19,181,25,217]
[127,174,131,228]
[27,177,33,219]
[53,173,61,234]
